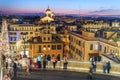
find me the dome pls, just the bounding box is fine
[46,6,51,11]
[46,8,51,11]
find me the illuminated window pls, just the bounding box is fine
[43,45,46,50]
[48,45,51,50]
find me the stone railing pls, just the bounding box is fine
[26,60,120,75]
[65,61,120,74]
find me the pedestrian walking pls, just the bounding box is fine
[18,59,22,70]
[47,55,51,68]
[33,57,37,68]
[63,55,68,69]
[30,57,33,70]
[92,61,97,72]
[6,57,8,69]
[37,55,42,68]
[103,61,107,73]
[42,54,47,68]
[56,54,61,69]
[12,60,18,78]
[2,54,6,66]
[52,55,56,68]
[26,58,30,73]
[107,61,111,73]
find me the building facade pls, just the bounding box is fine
[8,7,56,57]
[83,21,110,32]
[28,24,63,58]
[68,30,119,61]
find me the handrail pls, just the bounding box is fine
[101,54,120,63]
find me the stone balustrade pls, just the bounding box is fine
[66,61,120,74]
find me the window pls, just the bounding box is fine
[78,41,81,46]
[14,37,16,41]
[76,40,78,44]
[57,45,62,49]
[73,46,75,51]
[48,37,50,40]
[104,47,106,53]
[48,45,50,47]
[30,32,33,34]
[44,37,46,41]
[43,45,46,50]
[76,48,78,53]
[43,31,46,34]
[48,45,51,50]
[110,49,114,54]
[48,30,50,34]
[98,44,102,51]
[90,44,93,50]
[52,45,56,50]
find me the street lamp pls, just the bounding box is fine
[23,34,27,58]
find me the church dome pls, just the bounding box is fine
[46,8,51,11]
[46,6,51,11]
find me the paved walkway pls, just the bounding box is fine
[14,68,120,80]
[67,67,120,77]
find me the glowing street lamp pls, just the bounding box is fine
[23,34,27,58]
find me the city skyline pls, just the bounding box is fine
[0,0,120,15]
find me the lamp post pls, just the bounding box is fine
[23,34,27,58]
[22,33,28,67]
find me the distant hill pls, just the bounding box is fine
[0,10,120,18]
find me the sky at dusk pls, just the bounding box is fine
[0,0,120,15]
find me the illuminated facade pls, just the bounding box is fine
[83,21,110,32]
[112,21,120,27]
[8,22,57,57]
[28,24,63,58]
[40,6,54,22]
[111,21,120,30]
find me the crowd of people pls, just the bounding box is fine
[28,54,68,70]
[1,53,114,80]
[1,54,68,80]
[2,54,20,80]
[90,60,111,74]
[88,60,111,80]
